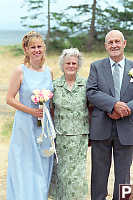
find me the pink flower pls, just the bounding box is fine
[48,91,53,99]
[31,89,54,127]
[31,89,53,104]
[31,95,40,104]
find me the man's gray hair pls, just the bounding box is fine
[59,48,83,72]
[105,30,125,43]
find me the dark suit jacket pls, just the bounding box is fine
[86,57,133,145]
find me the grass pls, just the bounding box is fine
[1,45,133,136]
[0,45,133,199]
[7,45,24,56]
[1,115,14,137]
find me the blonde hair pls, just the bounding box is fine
[59,48,83,72]
[22,31,46,66]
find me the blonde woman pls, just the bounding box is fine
[6,31,54,200]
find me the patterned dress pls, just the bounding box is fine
[7,64,54,200]
[49,74,89,200]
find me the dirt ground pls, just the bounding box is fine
[0,139,9,200]
[0,85,132,200]
[0,136,132,200]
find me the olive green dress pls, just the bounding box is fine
[49,75,89,200]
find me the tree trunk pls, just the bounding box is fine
[46,0,50,47]
[88,0,96,51]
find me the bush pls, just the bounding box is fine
[125,35,133,52]
[47,33,90,52]
[8,45,24,56]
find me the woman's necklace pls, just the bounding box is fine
[65,75,76,90]
[30,64,41,69]
[66,81,75,90]
[67,81,74,86]
[28,63,44,71]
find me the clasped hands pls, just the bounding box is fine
[107,101,131,120]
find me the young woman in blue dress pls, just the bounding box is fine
[6,31,54,200]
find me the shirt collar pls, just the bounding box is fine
[109,57,125,68]
[55,73,84,87]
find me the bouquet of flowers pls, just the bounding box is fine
[31,89,57,161]
[31,89,53,126]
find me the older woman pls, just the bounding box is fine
[50,48,89,200]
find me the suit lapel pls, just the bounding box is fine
[120,59,131,97]
[103,58,115,96]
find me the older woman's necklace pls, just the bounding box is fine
[66,75,76,89]
[66,81,75,90]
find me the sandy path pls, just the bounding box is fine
[0,140,9,200]
[1,140,132,200]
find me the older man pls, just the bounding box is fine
[86,30,133,200]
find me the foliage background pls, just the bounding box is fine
[20,0,133,52]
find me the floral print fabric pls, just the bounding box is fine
[49,75,89,200]
[53,75,89,135]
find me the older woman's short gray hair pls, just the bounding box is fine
[59,48,83,72]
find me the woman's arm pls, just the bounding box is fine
[6,66,43,118]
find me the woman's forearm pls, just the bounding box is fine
[6,96,33,115]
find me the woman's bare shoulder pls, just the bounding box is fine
[10,65,23,83]
[14,65,23,73]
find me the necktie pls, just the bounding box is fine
[113,63,121,101]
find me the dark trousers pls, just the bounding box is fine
[91,124,133,200]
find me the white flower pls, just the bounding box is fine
[128,68,133,82]
[130,78,133,83]
[37,135,43,144]
[32,89,40,95]
[128,68,133,77]
[43,149,55,157]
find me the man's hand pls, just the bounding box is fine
[114,101,131,118]
[107,101,131,119]
[107,111,121,120]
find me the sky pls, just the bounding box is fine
[0,0,25,30]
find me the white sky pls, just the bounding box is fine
[0,0,25,30]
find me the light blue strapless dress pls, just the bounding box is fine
[7,64,54,200]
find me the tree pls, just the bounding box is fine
[51,1,99,50]
[20,0,133,52]
[50,3,91,50]
[46,0,50,42]
[118,0,133,30]
[88,0,97,51]
[21,0,45,30]
[21,0,54,45]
